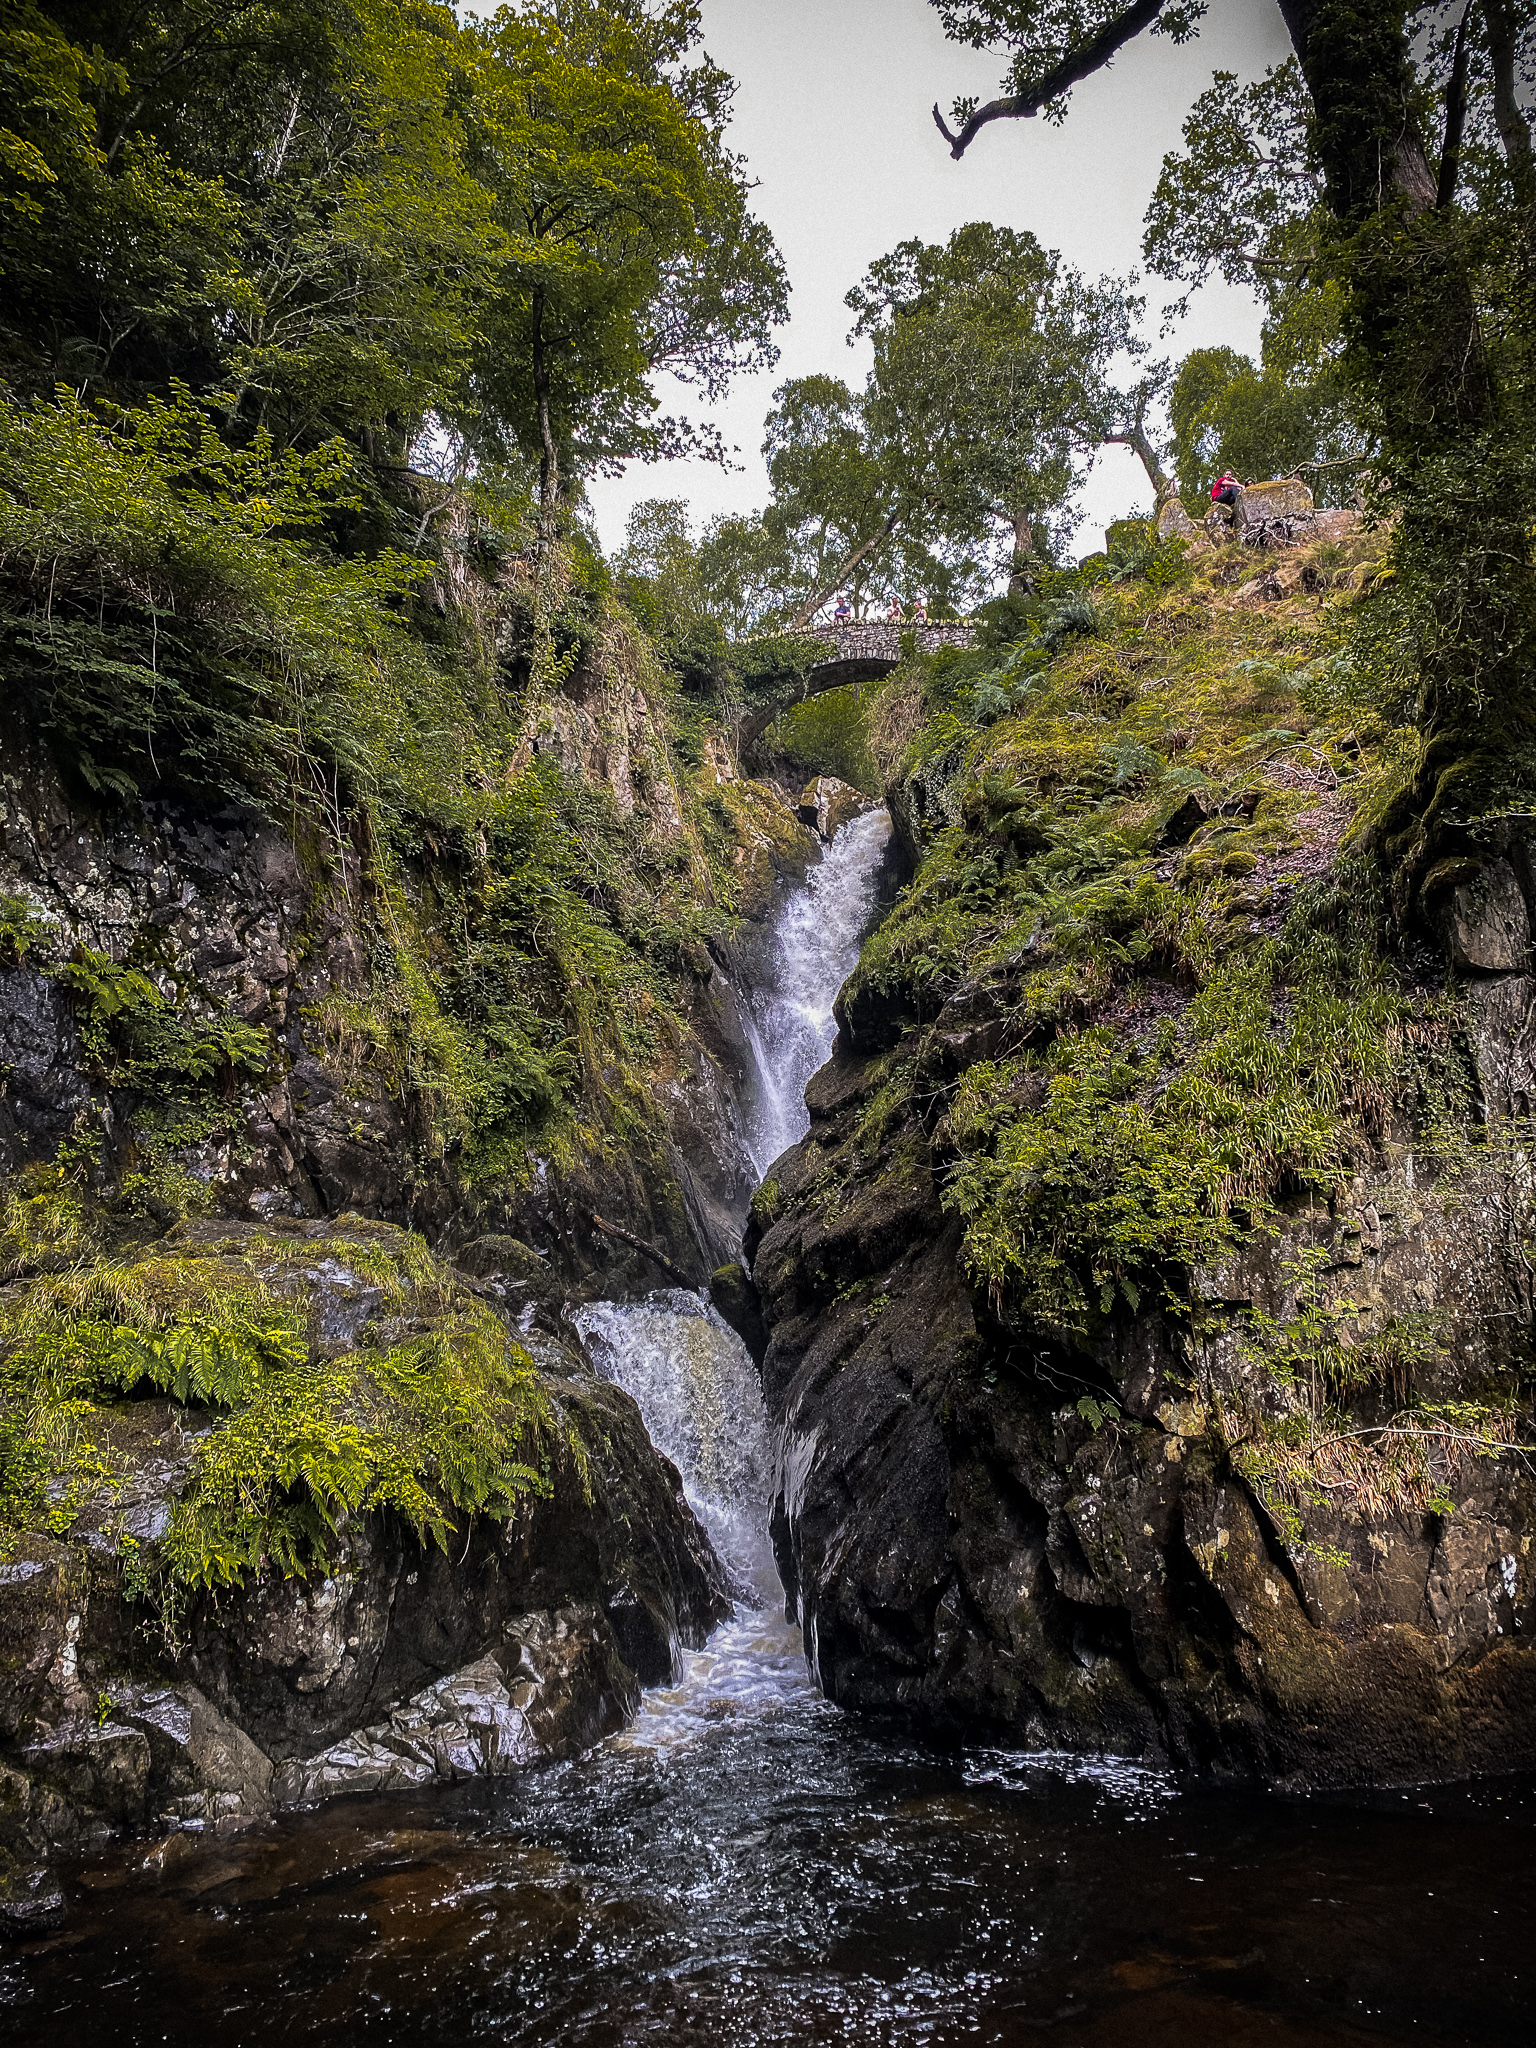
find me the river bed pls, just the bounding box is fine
[5,1696,1532,2044]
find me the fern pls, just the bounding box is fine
[0,1217,559,1588]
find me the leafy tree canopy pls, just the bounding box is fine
[0,0,788,499]
[464,1,787,520]
[1169,311,1367,508]
[925,0,1536,908]
[851,221,1143,582]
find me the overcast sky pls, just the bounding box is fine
[583,0,1294,563]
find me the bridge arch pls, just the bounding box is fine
[737,621,976,749]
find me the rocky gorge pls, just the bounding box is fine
[0,1208,732,1930]
[6,505,1536,1959]
[726,517,1536,1788]
[0,614,848,1925]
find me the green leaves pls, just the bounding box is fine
[45,939,269,1093]
[853,221,1143,582]
[938,881,1407,1337]
[0,1222,558,1589]
[463,2,785,486]
[98,1313,299,1409]
[944,1038,1237,1330]
[0,383,437,803]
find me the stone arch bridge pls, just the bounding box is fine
[738,620,975,747]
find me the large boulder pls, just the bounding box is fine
[0,1222,729,1919]
[743,1018,1536,1787]
[797,776,873,843]
[1155,495,1203,542]
[1242,476,1315,520]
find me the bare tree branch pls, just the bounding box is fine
[1105,426,1172,500]
[1437,2,1475,209]
[931,0,1169,159]
[587,1211,694,1290]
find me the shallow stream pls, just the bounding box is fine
[5,811,1534,2045]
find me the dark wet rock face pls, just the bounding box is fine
[269,1608,635,1804]
[744,914,1536,1788]
[0,746,765,1293]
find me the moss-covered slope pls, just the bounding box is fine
[743,522,1536,1784]
[0,1209,727,1904]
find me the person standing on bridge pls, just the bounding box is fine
[886,595,905,622]
[833,594,852,624]
[911,593,928,623]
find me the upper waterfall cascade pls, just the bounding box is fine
[741,804,892,1180]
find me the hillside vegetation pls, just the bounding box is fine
[768,515,1532,1555]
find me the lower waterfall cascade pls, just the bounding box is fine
[572,1289,818,1748]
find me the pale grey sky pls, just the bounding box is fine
[585,0,1293,563]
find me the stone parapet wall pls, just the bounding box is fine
[806,621,975,665]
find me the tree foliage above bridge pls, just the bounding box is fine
[925,0,1536,906]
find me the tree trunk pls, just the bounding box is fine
[1008,512,1038,596]
[1482,0,1536,197]
[1277,0,1535,896]
[1436,3,1473,210]
[530,286,560,689]
[531,285,559,556]
[1105,425,1173,503]
[1274,0,1437,217]
[788,509,903,630]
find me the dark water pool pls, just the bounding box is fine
[4,1701,1532,2047]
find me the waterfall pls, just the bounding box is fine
[571,809,891,1742]
[574,1291,817,1745]
[741,805,891,1179]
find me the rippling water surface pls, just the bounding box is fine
[6,1704,1533,2045]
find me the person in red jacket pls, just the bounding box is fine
[1210,469,1245,520]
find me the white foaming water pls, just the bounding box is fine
[743,805,891,1178]
[572,1290,820,1749]
[569,817,891,1748]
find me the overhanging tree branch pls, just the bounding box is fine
[932,0,1169,159]
[787,506,904,629]
[1104,425,1172,500]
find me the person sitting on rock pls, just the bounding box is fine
[1209,470,1246,526]
[833,594,852,624]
